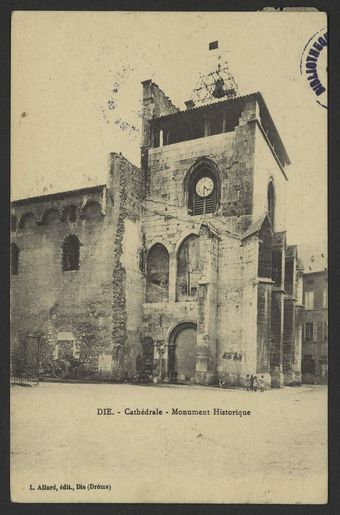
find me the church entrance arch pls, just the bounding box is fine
[168,322,197,382]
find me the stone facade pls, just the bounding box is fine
[11,153,145,380]
[139,82,303,388]
[11,79,304,387]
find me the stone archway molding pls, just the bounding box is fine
[166,319,198,345]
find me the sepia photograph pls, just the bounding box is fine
[10,10,327,504]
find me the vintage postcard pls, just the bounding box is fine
[10,11,327,503]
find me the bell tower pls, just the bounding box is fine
[140,45,302,389]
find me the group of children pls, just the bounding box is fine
[245,374,265,392]
[218,374,266,391]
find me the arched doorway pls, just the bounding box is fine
[168,322,197,382]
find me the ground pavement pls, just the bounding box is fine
[11,382,327,503]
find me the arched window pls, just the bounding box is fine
[176,235,201,301]
[11,243,20,275]
[42,208,60,225]
[186,160,220,216]
[62,235,80,271]
[267,181,275,227]
[146,243,169,302]
[62,205,77,223]
[18,212,36,230]
[82,200,102,220]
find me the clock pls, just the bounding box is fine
[196,177,214,197]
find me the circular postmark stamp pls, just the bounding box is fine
[300,28,327,108]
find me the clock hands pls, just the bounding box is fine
[196,178,213,197]
[203,185,211,195]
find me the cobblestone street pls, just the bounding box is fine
[11,383,327,503]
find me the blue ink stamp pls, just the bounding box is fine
[300,28,327,108]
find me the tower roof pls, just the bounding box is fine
[156,92,290,167]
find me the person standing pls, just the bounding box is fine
[250,374,254,391]
[245,374,250,391]
[253,376,258,392]
[259,375,265,392]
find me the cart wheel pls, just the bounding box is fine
[51,359,69,380]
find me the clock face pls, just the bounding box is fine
[196,177,214,197]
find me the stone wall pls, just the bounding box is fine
[109,153,145,378]
[253,123,287,233]
[11,153,144,380]
[11,185,114,375]
[142,207,264,386]
[141,80,179,172]
[283,298,296,384]
[271,290,284,387]
[147,121,255,234]
[216,234,246,384]
[256,282,272,374]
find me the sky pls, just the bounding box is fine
[11,11,327,247]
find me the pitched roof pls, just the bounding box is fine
[241,214,271,240]
[11,184,106,206]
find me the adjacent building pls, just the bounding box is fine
[301,250,328,384]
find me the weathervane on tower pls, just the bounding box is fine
[185,40,239,109]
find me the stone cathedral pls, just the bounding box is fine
[11,50,304,388]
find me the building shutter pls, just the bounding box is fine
[313,324,318,341]
[193,194,204,215]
